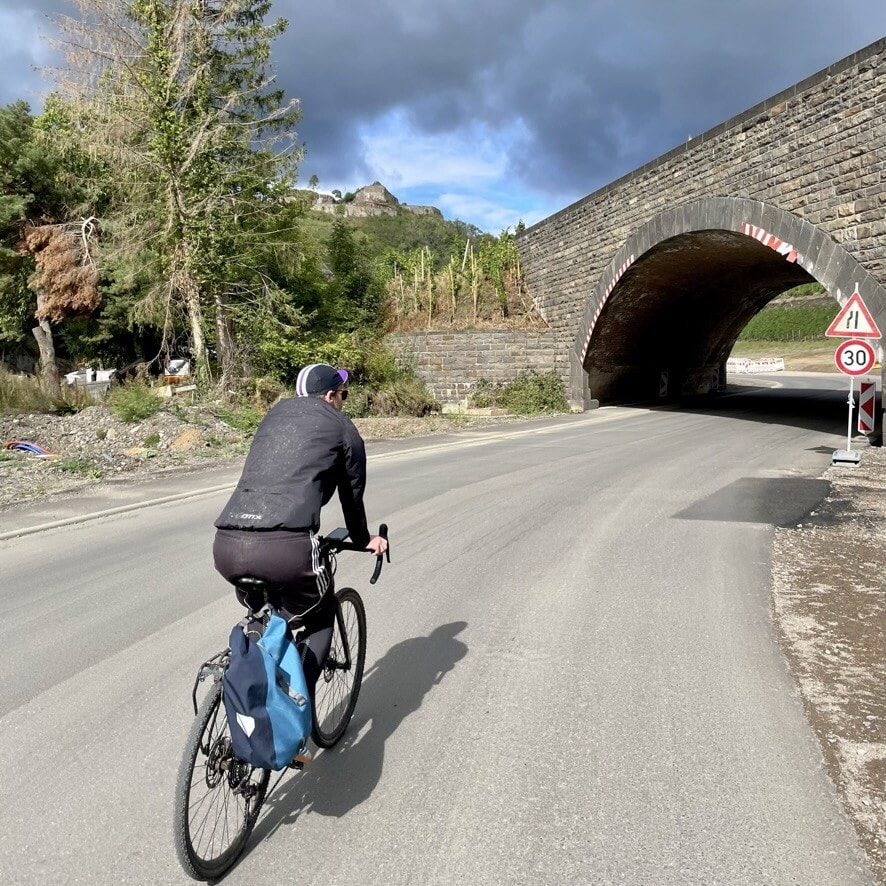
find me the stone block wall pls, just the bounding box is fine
[386,330,567,403]
[519,39,886,347]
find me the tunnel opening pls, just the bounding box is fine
[583,230,817,404]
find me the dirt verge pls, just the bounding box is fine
[771,446,886,882]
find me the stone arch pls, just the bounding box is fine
[570,197,886,407]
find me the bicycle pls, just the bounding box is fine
[173,524,389,881]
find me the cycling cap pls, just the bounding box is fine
[296,363,349,396]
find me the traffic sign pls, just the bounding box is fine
[825,290,881,338]
[835,338,876,376]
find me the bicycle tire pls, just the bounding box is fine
[312,587,366,748]
[173,680,270,880]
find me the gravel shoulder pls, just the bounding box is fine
[772,447,886,881]
[2,388,884,880]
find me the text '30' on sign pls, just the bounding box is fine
[834,338,876,376]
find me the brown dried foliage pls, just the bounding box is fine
[23,224,100,321]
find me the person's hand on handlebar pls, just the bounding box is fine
[366,534,388,556]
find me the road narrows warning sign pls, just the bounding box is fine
[825,290,882,338]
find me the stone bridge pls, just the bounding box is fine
[518,38,886,410]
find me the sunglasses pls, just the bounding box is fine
[335,388,349,401]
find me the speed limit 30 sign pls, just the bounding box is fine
[834,338,876,376]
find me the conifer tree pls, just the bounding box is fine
[51,0,302,386]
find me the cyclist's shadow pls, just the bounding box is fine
[254,620,469,835]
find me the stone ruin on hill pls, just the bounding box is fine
[310,181,442,219]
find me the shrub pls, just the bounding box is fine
[254,332,401,390]
[366,376,439,417]
[107,381,161,422]
[469,372,569,415]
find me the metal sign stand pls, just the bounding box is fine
[832,374,861,466]
[829,286,880,466]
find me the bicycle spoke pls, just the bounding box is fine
[312,588,366,747]
[174,683,270,880]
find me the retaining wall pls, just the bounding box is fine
[386,330,567,403]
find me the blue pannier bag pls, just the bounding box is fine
[222,611,312,771]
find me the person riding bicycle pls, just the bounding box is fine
[212,363,387,691]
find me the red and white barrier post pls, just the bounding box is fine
[858,379,876,435]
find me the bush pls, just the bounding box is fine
[362,375,439,417]
[469,372,569,415]
[254,332,400,389]
[107,381,161,422]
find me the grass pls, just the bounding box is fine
[0,367,89,414]
[215,402,264,434]
[51,458,104,479]
[730,339,834,358]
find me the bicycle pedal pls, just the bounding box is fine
[289,751,313,769]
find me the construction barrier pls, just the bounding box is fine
[858,380,876,434]
[725,357,786,374]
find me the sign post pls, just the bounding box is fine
[828,287,880,466]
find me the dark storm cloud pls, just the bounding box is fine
[274,0,885,199]
[3,0,885,208]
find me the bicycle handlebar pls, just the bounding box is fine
[369,523,389,584]
[320,523,390,584]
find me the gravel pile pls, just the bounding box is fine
[0,403,248,508]
[0,404,521,509]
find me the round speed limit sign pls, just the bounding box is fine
[834,338,876,376]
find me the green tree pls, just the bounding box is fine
[325,217,384,331]
[52,0,302,388]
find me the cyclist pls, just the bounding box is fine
[212,363,387,692]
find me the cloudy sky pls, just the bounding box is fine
[3,1,885,231]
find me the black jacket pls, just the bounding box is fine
[214,396,371,547]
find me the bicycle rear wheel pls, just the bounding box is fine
[312,587,366,748]
[173,680,270,881]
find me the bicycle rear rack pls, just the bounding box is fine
[191,648,230,715]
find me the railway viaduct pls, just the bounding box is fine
[517,38,886,410]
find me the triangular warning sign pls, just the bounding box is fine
[825,291,882,338]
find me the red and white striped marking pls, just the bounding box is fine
[581,255,635,363]
[740,223,798,263]
[858,380,876,434]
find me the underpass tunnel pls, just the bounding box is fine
[584,230,816,404]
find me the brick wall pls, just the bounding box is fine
[386,330,567,403]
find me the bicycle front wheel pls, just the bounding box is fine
[312,587,366,748]
[173,681,270,881]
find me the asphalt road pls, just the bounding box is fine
[0,374,877,885]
